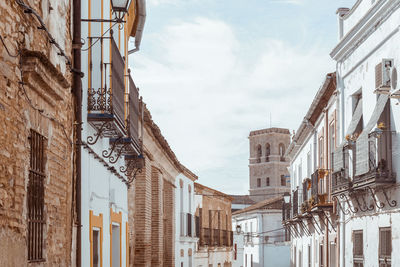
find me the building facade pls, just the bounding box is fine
[80,1,145,266]
[232,197,290,267]
[249,128,291,202]
[175,171,199,267]
[284,73,338,267]
[0,0,74,265]
[330,1,400,266]
[195,183,234,267]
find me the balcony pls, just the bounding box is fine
[200,228,211,246]
[353,130,396,189]
[292,188,299,217]
[222,230,228,246]
[282,202,291,222]
[212,229,221,246]
[87,37,126,138]
[310,169,332,212]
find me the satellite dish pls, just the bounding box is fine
[391,67,398,90]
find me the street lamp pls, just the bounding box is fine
[82,0,131,23]
[283,192,290,204]
[111,0,131,22]
[236,224,242,234]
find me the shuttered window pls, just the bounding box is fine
[353,230,363,267]
[27,130,46,262]
[379,227,391,267]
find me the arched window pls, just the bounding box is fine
[265,143,270,162]
[257,145,262,163]
[279,143,285,161]
[266,177,270,186]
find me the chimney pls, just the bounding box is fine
[336,8,350,40]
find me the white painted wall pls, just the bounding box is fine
[233,210,289,267]
[332,1,400,267]
[175,174,198,267]
[80,0,132,266]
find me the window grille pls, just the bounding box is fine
[27,130,46,262]
[379,227,391,267]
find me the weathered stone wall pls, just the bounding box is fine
[0,0,73,266]
[249,128,291,202]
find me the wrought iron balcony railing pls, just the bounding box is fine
[282,202,291,222]
[353,130,396,189]
[200,228,211,246]
[87,36,126,139]
[292,189,299,217]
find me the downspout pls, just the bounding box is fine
[324,110,329,267]
[72,0,82,266]
[337,61,346,267]
[128,0,146,54]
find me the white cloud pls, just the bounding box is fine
[131,17,334,194]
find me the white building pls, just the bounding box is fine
[330,1,400,266]
[175,171,199,267]
[79,1,146,266]
[232,231,245,267]
[285,73,338,267]
[232,197,290,267]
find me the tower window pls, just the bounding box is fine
[281,175,286,186]
[257,178,261,187]
[266,177,270,186]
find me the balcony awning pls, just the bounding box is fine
[332,99,363,172]
[355,94,389,176]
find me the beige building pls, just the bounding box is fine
[195,183,233,267]
[0,1,74,266]
[248,128,291,202]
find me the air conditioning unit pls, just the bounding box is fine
[374,59,393,95]
[390,66,400,99]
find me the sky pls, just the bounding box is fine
[128,0,357,195]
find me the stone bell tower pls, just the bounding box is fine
[248,128,291,202]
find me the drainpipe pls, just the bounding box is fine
[325,110,329,267]
[336,8,350,41]
[128,0,146,54]
[72,0,82,266]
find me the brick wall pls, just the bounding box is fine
[151,167,163,266]
[0,1,73,266]
[132,156,152,267]
[163,180,175,266]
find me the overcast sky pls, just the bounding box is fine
[128,0,357,195]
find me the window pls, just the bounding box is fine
[28,130,46,262]
[257,145,262,163]
[251,254,253,267]
[279,143,285,161]
[319,244,324,267]
[330,242,337,267]
[257,178,261,187]
[111,224,120,267]
[180,181,184,236]
[379,227,391,267]
[90,211,103,267]
[281,175,286,186]
[353,230,363,267]
[318,136,324,168]
[110,209,122,267]
[93,229,101,267]
[265,143,270,161]
[266,177,270,186]
[308,245,311,267]
[245,254,247,267]
[307,150,312,178]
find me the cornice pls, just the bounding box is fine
[330,0,400,61]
